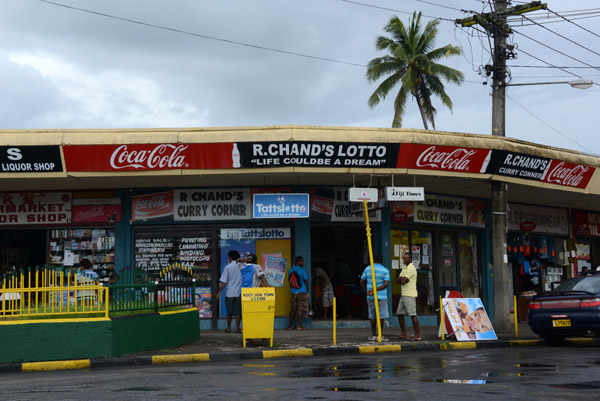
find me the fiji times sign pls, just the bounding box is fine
[253,193,310,219]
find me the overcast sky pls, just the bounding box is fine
[1,0,599,155]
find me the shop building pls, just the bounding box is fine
[1,126,599,330]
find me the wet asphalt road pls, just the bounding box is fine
[1,347,599,400]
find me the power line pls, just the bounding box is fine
[547,8,600,39]
[414,0,464,12]
[506,94,594,155]
[338,0,454,21]
[509,65,600,69]
[38,0,366,68]
[518,14,600,58]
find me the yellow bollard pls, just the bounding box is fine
[514,295,519,339]
[440,296,445,341]
[333,297,337,346]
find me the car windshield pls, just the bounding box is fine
[553,276,600,294]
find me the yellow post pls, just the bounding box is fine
[514,295,519,339]
[440,296,445,341]
[105,287,110,319]
[333,296,337,346]
[363,199,381,342]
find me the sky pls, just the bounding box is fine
[1,0,599,155]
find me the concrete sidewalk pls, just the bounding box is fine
[2,323,598,373]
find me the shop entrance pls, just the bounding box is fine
[311,225,367,320]
[0,229,47,274]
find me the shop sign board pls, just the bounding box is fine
[64,143,236,171]
[541,160,595,189]
[507,203,569,235]
[349,187,378,202]
[220,228,291,241]
[385,187,424,201]
[253,193,309,218]
[401,144,491,174]
[0,146,63,173]
[485,150,550,181]
[131,191,174,221]
[414,195,466,226]
[0,192,71,225]
[236,141,400,168]
[174,188,251,221]
[573,210,600,237]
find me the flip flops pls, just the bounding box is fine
[393,335,409,340]
[408,335,423,341]
[225,329,231,333]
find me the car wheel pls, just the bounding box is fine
[542,336,566,347]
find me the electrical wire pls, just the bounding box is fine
[38,0,367,68]
[338,0,454,21]
[547,8,600,39]
[509,65,600,69]
[506,94,594,155]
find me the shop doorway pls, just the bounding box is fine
[0,229,47,274]
[311,225,367,320]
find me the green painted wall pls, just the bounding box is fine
[0,310,199,364]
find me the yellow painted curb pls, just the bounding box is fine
[567,338,596,345]
[510,340,540,347]
[0,318,110,325]
[358,345,402,354]
[152,353,210,365]
[442,342,477,350]
[22,359,91,372]
[158,308,197,316]
[262,349,313,359]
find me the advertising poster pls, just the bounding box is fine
[131,191,174,221]
[442,298,497,341]
[263,255,288,288]
[195,287,212,318]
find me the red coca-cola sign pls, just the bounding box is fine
[519,221,537,232]
[311,194,334,214]
[63,143,236,172]
[392,211,408,223]
[72,204,121,223]
[541,160,594,189]
[400,144,491,173]
[132,191,174,221]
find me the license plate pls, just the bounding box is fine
[552,319,571,327]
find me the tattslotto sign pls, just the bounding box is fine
[237,141,400,168]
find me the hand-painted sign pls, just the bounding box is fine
[0,192,71,225]
[237,142,400,168]
[174,188,251,221]
[253,193,309,218]
[414,195,466,226]
[0,146,63,173]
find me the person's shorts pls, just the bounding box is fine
[290,292,308,312]
[225,296,241,316]
[322,285,334,308]
[367,299,389,320]
[396,296,417,316]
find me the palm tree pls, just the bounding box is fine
[366,12,464,130]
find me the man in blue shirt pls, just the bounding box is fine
[217,250,243,333]
[360,254,390,342]
[286,256,309,330]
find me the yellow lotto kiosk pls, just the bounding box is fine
[241,287,276,347]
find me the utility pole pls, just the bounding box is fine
[457,1,546,332]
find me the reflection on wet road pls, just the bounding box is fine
[1,347,599,400]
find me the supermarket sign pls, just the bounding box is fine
[0,192,71,225]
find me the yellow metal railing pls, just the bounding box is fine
[0,268,109,320]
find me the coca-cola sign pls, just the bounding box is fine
[63,143,236,171]
[519,221,537,232]
[132,191,174,221]
[72,204,121,223]
[541,160,594,189]
[402,144,491,173]
[110,144,187,170]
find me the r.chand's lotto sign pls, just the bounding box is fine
[253,193,309,219]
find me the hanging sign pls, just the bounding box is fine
[253,193,309,218]
[349,187,378,202]
[0,192,71,225]
[385,187,424,201]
